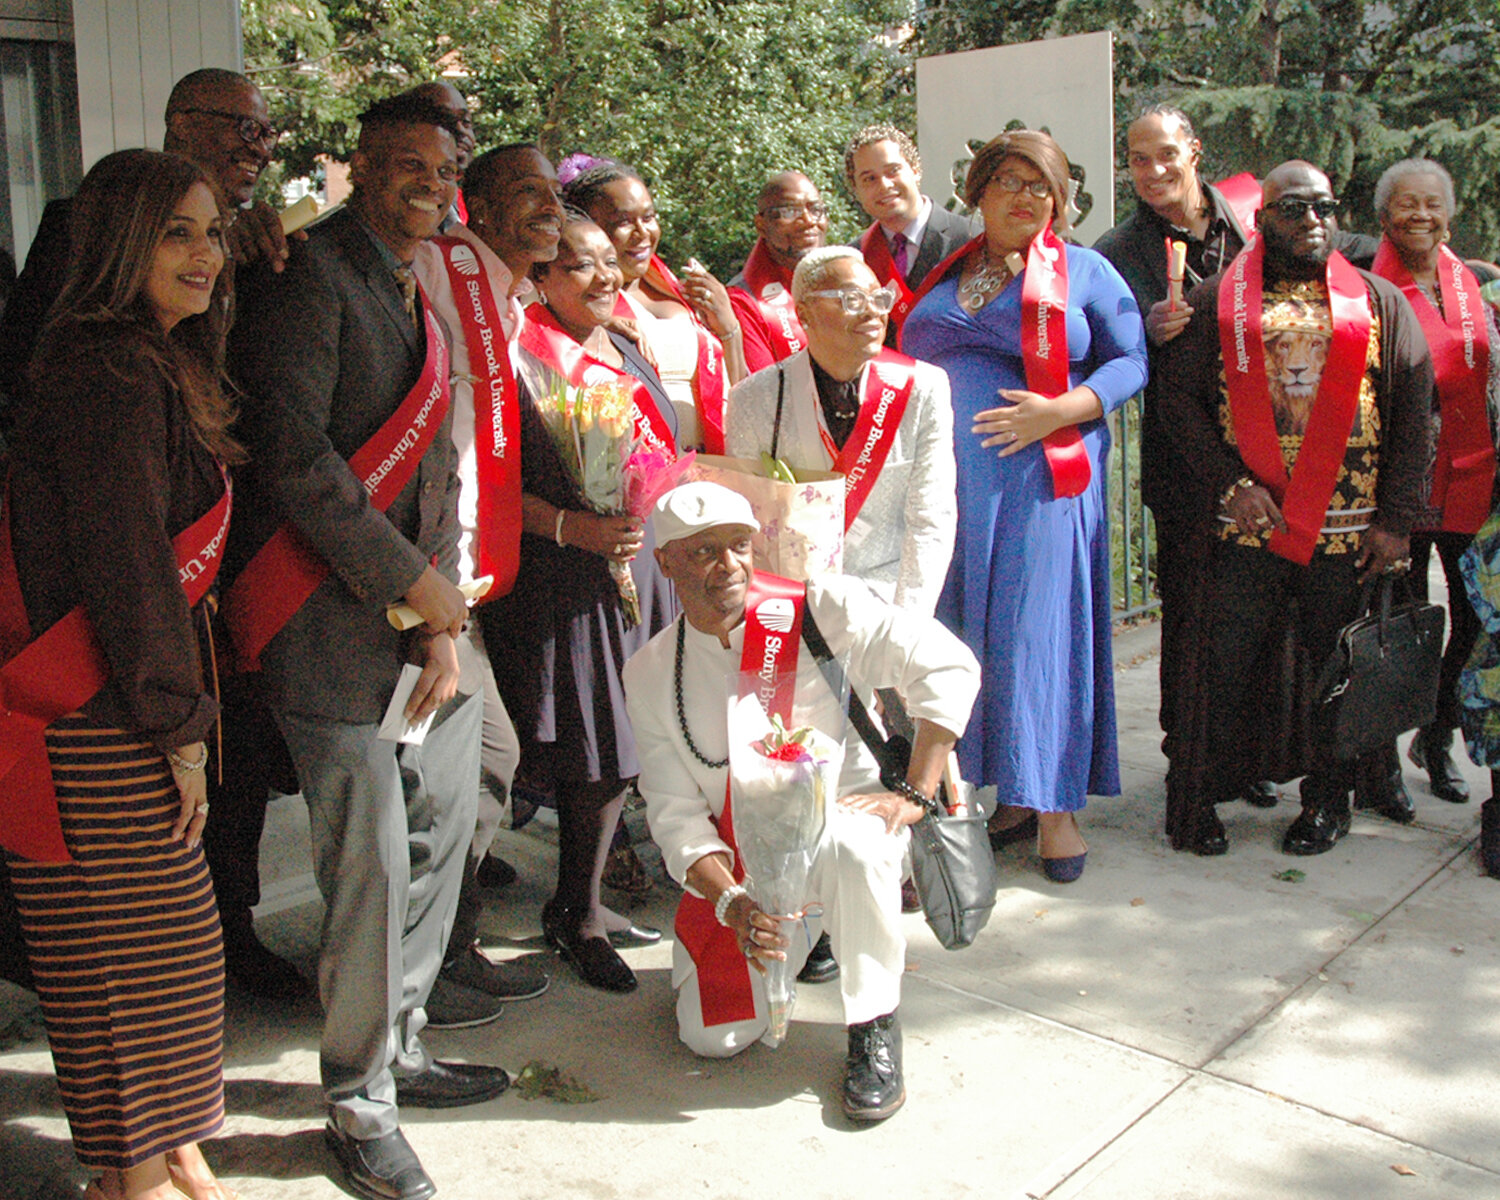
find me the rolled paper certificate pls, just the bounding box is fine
[279,195,322,235]
[1166,238,1187,310]
[385,575,494,630]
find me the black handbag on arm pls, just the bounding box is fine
[800,605,998,950]
[1313,574,1445,761]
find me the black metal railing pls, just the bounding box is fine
[1108,393,1160,620]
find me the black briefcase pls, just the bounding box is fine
[1313,576,1445,761]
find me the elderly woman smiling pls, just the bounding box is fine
[1369,158,1500,808]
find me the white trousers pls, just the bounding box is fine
[674,805,907,1058]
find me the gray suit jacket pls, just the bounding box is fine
[228,208,462,722]
[724,349,956,616]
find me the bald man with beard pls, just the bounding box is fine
[1156,160,1432,859]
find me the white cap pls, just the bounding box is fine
[652,481,760,547]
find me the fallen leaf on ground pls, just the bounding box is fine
[1130,897,1145,906]
[1391,1164,1417,1177]
[514,1061,599,1104]
[1272,869,1305,883]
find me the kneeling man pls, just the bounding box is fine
[622,482,979,1120]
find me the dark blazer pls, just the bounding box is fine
[228,207,462,723]
[853,200,973,346]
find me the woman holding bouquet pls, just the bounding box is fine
[483,209,679,992]
[565,161,747,451]
[902,130,1147,882]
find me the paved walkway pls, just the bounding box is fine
[1,619,1496,1200]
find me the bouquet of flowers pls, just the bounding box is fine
[727,684,844,1048]
[536,374,694,626]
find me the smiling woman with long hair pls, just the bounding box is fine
[4,149,242,1200]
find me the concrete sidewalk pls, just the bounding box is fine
[1,618,1496,1200]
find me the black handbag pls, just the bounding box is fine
[1313,575,1446,761]
[801,607,998,950]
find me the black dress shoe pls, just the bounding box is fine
[1184,806,1228,856]
[842,1009,905,1121]
[606,923,663,948]
[439,944,550,1001]
[221,912,311,1001]
[542,904,638,993]
[1411,726,1470,803]
[395,1059,511,1109]
[796,931,840,984]
[323,1124,435,1200]
[1241,780,1280,808]
[1283,781,1352,856]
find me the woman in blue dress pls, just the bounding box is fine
[903,130,1147,882]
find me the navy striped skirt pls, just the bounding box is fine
[6,715,225,1169]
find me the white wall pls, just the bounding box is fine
[72,0,242,171]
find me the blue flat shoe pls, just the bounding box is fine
[1041,852,1087,883]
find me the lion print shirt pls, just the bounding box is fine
[1215,279,1383,555]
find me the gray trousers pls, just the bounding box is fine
[276,688,482,1140]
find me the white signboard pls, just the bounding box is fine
[916,31,1115,240]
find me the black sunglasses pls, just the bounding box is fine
[1268,197,1339,222]
[177,107,279,148]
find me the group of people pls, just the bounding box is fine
[0,62,1496,1200]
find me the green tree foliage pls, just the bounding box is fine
[243,0,909,277]
[913,0,1500,259]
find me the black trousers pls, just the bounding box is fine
[1409,530,1480,734]
[1198,541,1368,803]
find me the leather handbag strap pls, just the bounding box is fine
[770,364,786,462]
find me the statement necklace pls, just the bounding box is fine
[675,619,728,769]
[958,247,1023,312]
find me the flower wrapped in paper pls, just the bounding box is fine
[536,373,693,625]
[727,682,845,1048]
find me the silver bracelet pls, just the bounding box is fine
[554,509,567,546]
[167,743,208,772]
[714,883,748,927]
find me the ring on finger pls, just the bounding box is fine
[196,802,209,816]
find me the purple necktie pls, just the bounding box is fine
[890,232,909,278]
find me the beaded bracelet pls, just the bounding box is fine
[167,744,208,773]
[714,884,748,927]
[889,777,932,810]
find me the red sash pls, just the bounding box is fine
[1371,238,1494,533]
[0,471,232,863]
[1215,173,1263,240]
[1219,238,1373,565]
[518,304,677,457]
[673,572,806,1028]
[822,350,919,529]
[224,301,452,670]
[1021,226,1091,499]
[859,223,917,335]
[740,240,806,361]
[619,257,730,454]
[903,229,1091,497]
[433,234,522,596]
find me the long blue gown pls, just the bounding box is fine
[903,244,1147,811]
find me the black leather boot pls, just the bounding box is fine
[842,1009,905,1121]
[1241,780,1280,808]
[1283,776,1353,856]
[1353,748,1416,825]
[1184,804,1228,856]
[1410,725,1470,803]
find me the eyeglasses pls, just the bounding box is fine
[988,172,1052,200]
[763,202,830,222]
[177,107,279,149]
[807,285,897,316]
[1267,197,1339,222]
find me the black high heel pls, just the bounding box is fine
[541,902,638,993]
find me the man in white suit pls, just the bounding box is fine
[724,245,957,618]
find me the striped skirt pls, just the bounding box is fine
[6,715,225,1169]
